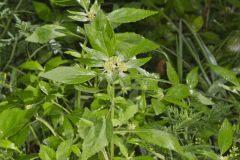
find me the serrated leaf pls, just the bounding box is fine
[108,8,157,24]
[40,66,96,84]
[218,119,233,155]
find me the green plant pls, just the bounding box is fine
[0,0,240,160]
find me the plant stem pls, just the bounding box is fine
[36,116,64,141]
[29,44,48,59]
[109,83,115,160]
[102,149,110,160]
[177,20,183,81]
[75,90,81,110]
[29,125,41,145]
[3,36,18,71]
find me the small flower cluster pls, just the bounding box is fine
[229,146,240,159]
[220,156,229,160]
[87,11,96,21]
[104,56,128,73]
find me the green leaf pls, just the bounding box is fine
[71,144,81,157]
[43,136,61,150]
[197,150,219,160]
[126,57,151,68]
[33,1,53,21]
[10,126,29,147]
[119,104,138,123]
[26,25,66,44]
[113,135,128,158]
[192,16,204,32]
[45,56,68,71]
[20,60,44,71]
[218,119,233,155]
[81,44,109,60]
[62,118,74,139]
[0,108,28,138]
[210,65,240,86]
[40,66,96,84]
[133,156,155,160]
[151,98,166,115]
[186,67,198,89]
[193,92,214,105]
[0,140,21,153]
[56,140,72,160]
[167,62,180,85]
[39,145,56,160]
[50,0,78,6]
[76,0,90,11]
[116,32,159,59]
[81,117,109,160]
[85,11,115,56]
[108,8,157,24]
[75,85,99,94]
[64,50,81,58]
[163,97,189,109]
[166,84,190,100]
[173,0,185,15]
[135,129,183,154]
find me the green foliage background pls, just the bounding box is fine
[0,0,240,159]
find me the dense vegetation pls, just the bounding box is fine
[0,0,240,159]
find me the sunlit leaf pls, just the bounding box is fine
[186,67,198,89]
[108,8,157,24]
[116,32,159,58]
[39,145,56,160]
[218,119,233,155]
[40,66,96,84]
[56,140,72,160]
